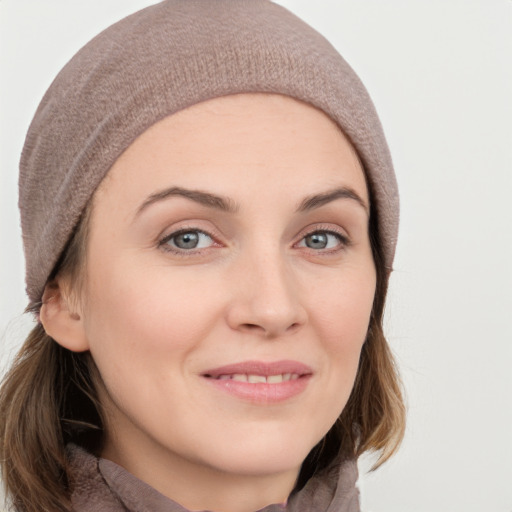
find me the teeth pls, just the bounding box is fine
[248,375,267,383]
[215,373,299,383]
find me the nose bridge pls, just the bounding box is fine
[227,241,307,337]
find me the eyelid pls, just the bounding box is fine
[158,225,223,255]
[156,222,351,257]
[294,224,351,251]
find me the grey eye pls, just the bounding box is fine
[174,231,200,249]
[164,230,214,250]
[304,233,329,249]
[298,231,344,250]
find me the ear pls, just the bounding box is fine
[40,278,90,352]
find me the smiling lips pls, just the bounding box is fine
[202,360,313,403]
[216,373,300,383]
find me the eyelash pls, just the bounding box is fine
[158,226,350,256]
[158,228,218,255]
[296,227,351,253]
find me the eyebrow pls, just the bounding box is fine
[136,186,240,217]
[297,187,369,215]
[135,185,368,218]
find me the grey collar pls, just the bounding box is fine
[67,444,360,512]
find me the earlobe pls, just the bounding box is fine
[40,279,90,352]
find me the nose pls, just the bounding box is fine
[225,249,308,338]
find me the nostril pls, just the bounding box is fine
[287,322,301,333]
[241,323,265,332]
[239,321,301,337]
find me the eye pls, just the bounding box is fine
[160,229,215,252]
[297,230,347,251]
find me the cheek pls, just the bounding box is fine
[314,263,375,342]
[81,257,220,377]
[311,265,375,388]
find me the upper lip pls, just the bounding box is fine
[202,360,313,378]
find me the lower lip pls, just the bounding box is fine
[203,375,312,403]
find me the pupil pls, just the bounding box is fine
[306,233,327,249]
[175,232,199,249]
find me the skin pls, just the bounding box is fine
[41,93,376,512]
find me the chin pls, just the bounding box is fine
[192,425,324,477]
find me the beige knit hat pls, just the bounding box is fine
[19,0,399,306]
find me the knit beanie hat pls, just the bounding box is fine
[19,0,399,306]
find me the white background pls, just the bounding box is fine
[1,1,511,511]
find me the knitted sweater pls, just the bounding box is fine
[67,444,360,511]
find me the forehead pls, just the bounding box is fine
[94,93,368,211]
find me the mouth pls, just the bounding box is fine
[201,360,313,403]
[210,373,301,383]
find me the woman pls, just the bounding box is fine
[0,1,405,511]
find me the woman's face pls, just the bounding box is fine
[73,94,375,502]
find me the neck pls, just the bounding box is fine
[102,431,299,512]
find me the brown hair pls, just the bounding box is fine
[0,206,103,512]
[0,199,405,511]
